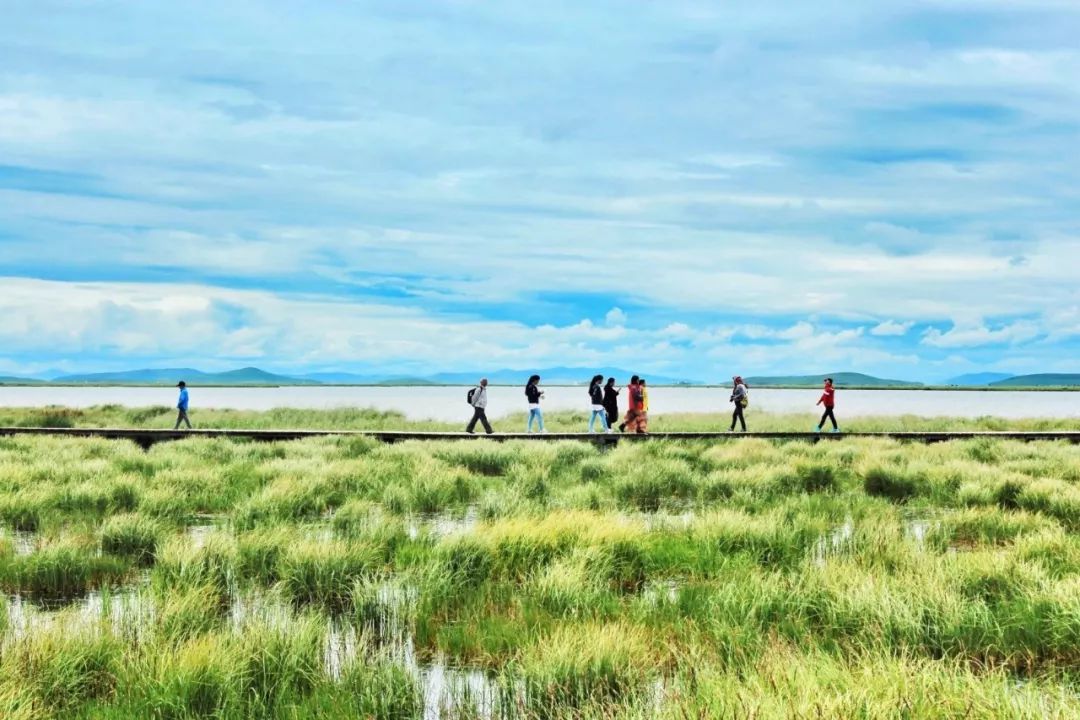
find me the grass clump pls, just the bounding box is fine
[0,625,122,711]
[278,539,381,607]
[153,533,237,600]
[100,513,163,563]
[0,492,43,532]
[0,543,129,599]
[519,622,657,714]
[299,657,422,719]
[863,464,926,502]
[615,459,696,511]
[776,462,841,494]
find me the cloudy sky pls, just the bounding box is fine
[2,0,1078,381]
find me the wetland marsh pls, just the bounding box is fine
[1,407,1079,718]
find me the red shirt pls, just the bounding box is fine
[820,385,835,408]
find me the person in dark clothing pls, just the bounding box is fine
[729,376,748,432]
[525,374,545,433]
[466,378,493,434]
[588,374,610,432]
[603,378,619,428]
[816,377,839,432]
[174,381,192,430]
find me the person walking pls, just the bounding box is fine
[588,375,610,432]
[816,377,839,432]
[729,376,748,432]
[466,378,494,435]
[620,375,640,432]
[174,381,192,430]
[634,378,650,433]
[525,375,545,433]
[602,378,620,429]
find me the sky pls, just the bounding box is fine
[1,0,1078,382]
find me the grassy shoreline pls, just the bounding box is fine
[1,412,1079,717]
[0,405,1078,433]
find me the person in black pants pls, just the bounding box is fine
[816,377,839,432]
[603,378,619,429]
[466,378,493,434]
[729,376,748,432]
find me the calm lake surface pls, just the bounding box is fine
[1,385,1077,422]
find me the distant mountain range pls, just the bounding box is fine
[0,366,1077,388]
[943,372,1014,386]
[47,367,321,386]
[744,372,922,388]
[0,376,46,385]
[989,373,1080,388]
[301,367,700,386]
[3,365,697,386]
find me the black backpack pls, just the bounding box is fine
[467,387,477,405]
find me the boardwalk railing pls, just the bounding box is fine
[1,427,1078,448]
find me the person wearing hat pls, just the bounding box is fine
[174,381,192,430]
[728,376,748,432]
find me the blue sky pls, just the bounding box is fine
[1,0,1078,382]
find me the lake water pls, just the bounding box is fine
[0,385,1077,422]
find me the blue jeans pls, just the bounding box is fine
[588,408,609,432]
[527,407,544,432]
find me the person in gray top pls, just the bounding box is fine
[466,378,493,434]
[729,376,748,432]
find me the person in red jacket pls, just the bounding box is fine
[619,375,641,433]
[816,377,839,432]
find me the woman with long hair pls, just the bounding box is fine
[603,377,619,429]
[525,374,545,433]
[588,374,610,432]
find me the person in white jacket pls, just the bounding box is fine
[466,378,494,434]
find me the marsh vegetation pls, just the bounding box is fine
[1,408,1079,717]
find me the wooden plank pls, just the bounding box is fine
[0,427,1077,446]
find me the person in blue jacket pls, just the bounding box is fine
[174,381,192,430]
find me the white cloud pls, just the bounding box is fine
[660,322,694,339]
[776,321,816,341]
[871,320,915,336]
[921,321,1041,348]
[605,307,627,326]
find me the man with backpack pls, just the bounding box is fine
[465,378,494,434]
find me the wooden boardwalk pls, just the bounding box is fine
[1,427,1078,448]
